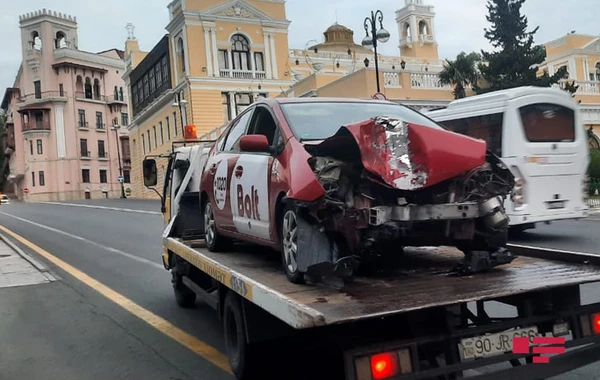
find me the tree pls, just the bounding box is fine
[475,0,568,94]
[439,52,481,99]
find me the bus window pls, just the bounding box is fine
[438,113,503,157]
[518,103,575,143]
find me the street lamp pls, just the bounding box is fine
[361,10,390,93]
[112,123,126,199]
[171,91,188,137]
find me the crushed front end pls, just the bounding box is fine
[293,116,516,285]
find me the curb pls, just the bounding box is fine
[0,231,50,274]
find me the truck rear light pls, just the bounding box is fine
[579,313,600,336]
[355,349,412,380]
[593,313,600,335]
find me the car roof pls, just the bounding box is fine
[256,97,399,107]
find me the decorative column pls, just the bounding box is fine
[204,28,213,76]
[263,32,273,79]
[228,91,236,119]
[269,33,278,79]
[211,28,219,77]
[250,50,256,78]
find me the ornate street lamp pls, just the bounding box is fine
[361,10,390,93]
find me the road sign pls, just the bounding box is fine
[23,188,29,194]
[372,92,387,100]
[117,175,124,183]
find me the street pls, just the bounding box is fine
[0,200,599,379]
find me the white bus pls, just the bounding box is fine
[425,86,589,232]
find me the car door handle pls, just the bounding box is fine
[208,163,217,175]
[234,166,243,178]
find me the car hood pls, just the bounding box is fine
[303,116,487,190]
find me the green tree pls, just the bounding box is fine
[475,0,568,94]
[439,52,481,99]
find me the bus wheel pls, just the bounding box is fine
[171,271,196,308]
[223,292,263,379]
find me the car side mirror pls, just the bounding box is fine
[142,158,158,187]
[240,135,270,153]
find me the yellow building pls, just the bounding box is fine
[123,0,295,199]
[537,32,600,148]
[283,0,456,111]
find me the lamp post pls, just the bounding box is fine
[172,91,188,137]
[112,124,126,199]
[361,10,390,93]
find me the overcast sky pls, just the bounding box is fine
[1,0,597,92]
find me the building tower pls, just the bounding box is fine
[395,0,439,60]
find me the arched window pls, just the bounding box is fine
[404,23,411,39]
[177,37,186,74]
[114,86,119,100]
[119,87,124,101]
[418,20,429,35]
[231,34,251,71]
[31,31,42,50]
[55,31,67,49]
[93,79,101,100]
[75,76,83,93]
[84,77,92,99]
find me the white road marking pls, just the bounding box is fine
[39,202,161,215]
[0,212,163,270]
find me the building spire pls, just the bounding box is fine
[126,23,135,40]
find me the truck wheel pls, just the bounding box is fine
[280,207,304,284]
[172,271,196,308]
[223,292,263,379]
[204,200,231,252]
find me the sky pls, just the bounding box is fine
[1,0,597,93]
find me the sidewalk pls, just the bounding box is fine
[0,233,55,288]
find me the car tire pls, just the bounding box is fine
[204,200,231,252]
[280,206,304,284]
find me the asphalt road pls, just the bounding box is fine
[1,200,600,379]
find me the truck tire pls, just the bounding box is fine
[204,200,231,252]
[223,292,263,379]
[172,271,196,308]
[280,206,304,284]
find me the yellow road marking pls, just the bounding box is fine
[0,225,232,375]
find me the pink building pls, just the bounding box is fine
[1,9,131,202]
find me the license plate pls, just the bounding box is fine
[547,201,565,209]
[459,326,538,361]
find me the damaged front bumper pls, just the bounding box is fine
[369,196,508,229]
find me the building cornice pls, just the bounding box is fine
[187,76,294,87]
[53,48,125,69]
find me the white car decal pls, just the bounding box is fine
[213,159,228,210]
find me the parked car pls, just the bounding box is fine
[1,195,9,204]
[199,98,515,284]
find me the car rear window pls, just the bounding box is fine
[518,103,575,143]
[279,102,443,141]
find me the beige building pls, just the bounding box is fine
[537,32,600,148]
[123,0,295,199]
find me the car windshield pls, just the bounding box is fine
[279,101,443,141]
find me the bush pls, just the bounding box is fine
[588,150,600,196]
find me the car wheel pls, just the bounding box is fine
[204,200,231,252]
[280,207,304,284]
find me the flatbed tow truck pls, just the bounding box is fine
[142,131,600,380]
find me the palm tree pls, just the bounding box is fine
[439,52,481,99]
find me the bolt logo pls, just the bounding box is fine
[237,185,261,220]
[513,336,565,363]
[213,160,228,210]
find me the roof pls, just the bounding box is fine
[447,86,575,108]
[1,88,19,110]
[96,48,125,60]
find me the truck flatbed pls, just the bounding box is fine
[166,237,600,329]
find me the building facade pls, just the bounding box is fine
[124,0,295,199]
[1,9,131,201]
[537,32,600,148]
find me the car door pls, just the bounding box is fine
[204,108,255,232]
[229,105,281,242]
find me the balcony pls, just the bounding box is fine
[18,91,67,107]
[98,151,108,160]
[22,121,51,133]
[96,123,106,131]
[419,34,435,44]
[107,95,127,104]
[80,150,91,160]
[557,80,600,95]
[75,91,106,103]
[78,121,89,130]
[219,69,266,79]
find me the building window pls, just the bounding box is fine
[119,87,124,101]
[31,31,42,50]
[222,93,230,123]
[218,50,229,69]
[149,68,156,93]
[142,137,146,154]
[78,109,87,128]
[80,138,89,157]
[82,169,90,183]
[29,140,33,155]
[143,75,149,100]
[99,169,107,183]
[39,171,45,186]
[123,169,131,183]
[231,34,251,71]
[84,78,93,99]
[34,80,42,99]
[177,37,186,74]
[173,112,178,136]
[98,140,106,158]
[31,171,35,186]
[166,117,171,140]
[96,112,104,129]
[254,52,264,72]
[59,83,64,96]
[36,139,43,154]
[93,78,101,100]
[159,122,164,145]
[153,125,157,147]
[155,64,162,87]
[147,130,151,151]
[121,112,129,126]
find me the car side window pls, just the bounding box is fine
[223,109,253,152]
[247,107,278,146]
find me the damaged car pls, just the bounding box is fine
[199,98,516,286]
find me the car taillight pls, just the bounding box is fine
[579,313,600,336]
[355,349,412,380]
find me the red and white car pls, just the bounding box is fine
[199,98,515,284]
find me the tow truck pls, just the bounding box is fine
[142,124,600,380]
